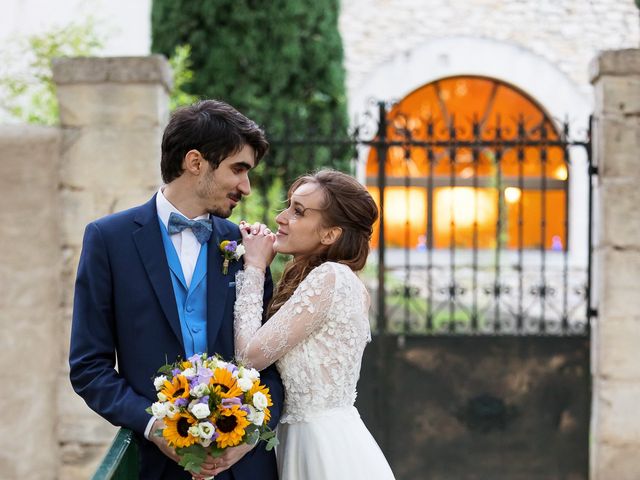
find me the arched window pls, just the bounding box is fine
[366,75,568,251]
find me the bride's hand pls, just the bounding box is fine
[239,221,276,272]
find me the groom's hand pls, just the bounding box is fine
[203,442,255,477]
[148,419,180,463]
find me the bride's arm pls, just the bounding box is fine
[234,263,336,370]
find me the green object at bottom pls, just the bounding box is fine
[92,428,139,480]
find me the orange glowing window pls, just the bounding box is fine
[366,76,568,250]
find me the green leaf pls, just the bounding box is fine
[176,444,207,473]
[265,435,280,451]
[245,429,259,446]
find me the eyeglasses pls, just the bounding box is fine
[277,203,322,221]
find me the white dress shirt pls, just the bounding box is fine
[156,187,210,288]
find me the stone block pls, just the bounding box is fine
[60,306,73,371]
[593,76,640,117]
[56,83,170,128]
[592,441,640,480]
[596,248,640,320]
[60,126,162,191]
[592,378,640,444]
[595,116,640,179]
[590,49,640,83]
[59,443,110,480]
[0,308,59,479]
[598,178,640,247]
[594,315,640,380]
[52,55,172,91]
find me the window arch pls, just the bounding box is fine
[366,75,568,251]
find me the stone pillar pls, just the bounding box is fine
[590,49,640,480]
[52,56,171,479]
[0,126,61,479]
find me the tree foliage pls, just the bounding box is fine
[151,0,351,183]
[0,19,104,125]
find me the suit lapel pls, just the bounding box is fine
[206,218,237,349]
[133,196,184,349]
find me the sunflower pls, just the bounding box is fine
[209,367,242,399]
[163,412,197,448]
[249,381,273,423]
[160,375,190,402]
[214,405,250,448]
[180,360,193,369]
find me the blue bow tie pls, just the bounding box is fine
[167,212,213,244]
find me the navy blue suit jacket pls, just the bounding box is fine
[70,195,283,479]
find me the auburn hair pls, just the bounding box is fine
[267,169,378,317]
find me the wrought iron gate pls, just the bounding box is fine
[262,99,595,479]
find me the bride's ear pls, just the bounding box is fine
[320,226,342,246]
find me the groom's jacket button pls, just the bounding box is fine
[191,327,200,333]
[186,305,194,313]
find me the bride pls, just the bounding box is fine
[233,169,395,479]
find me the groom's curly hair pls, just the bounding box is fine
[160,100,269,184]
[268,169,379,318]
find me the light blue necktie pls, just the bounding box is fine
[167,212,213,244]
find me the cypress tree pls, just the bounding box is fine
[151,0,351,184]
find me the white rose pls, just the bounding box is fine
[191,403,211,420]
[182,368,196,378]
[198,421,216,439]
[154,375,167,391]
[237,377,253,392]
[199,438,212,447]
[247,406,265,426]
[188,425,200,437]
[253,392,268,410]
[151,402,167,419]
[157,392,168,402]
[245,368,260,382]
[192,383,208,398]
[235,244,246,259]
[165,403,179,419]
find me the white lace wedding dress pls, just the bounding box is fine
[235,261,395,479]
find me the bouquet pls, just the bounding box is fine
[147,353,277,475]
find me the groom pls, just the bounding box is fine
[69,100,283,479]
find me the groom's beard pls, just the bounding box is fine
[208,192,242,218]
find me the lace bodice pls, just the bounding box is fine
[234,262,372,423]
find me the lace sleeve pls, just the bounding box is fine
[234,263,337,370]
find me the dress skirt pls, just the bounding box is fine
[276,406,395,480]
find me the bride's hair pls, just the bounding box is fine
[267,169,379,318]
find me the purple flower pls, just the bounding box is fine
[221,397,242,408]
[240,405,251,414]
[199,396,210,405]
[174,398,188,408]
[188,354,203,365]
[171,368,181,376]
[196,368,213,382]
[224,241,237,252]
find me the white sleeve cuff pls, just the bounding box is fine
[143,416,156,440]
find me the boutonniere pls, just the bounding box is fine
[219,240,245,275]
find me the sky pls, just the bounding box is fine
[0,0,151,56]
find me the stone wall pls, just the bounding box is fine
[0,55,170,479]
[590,48,640,480]
[52,55,171,479]
[0,126,61,478]
[340,0,640,106]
